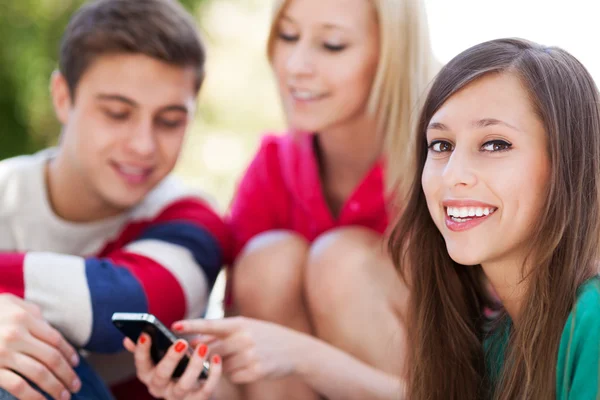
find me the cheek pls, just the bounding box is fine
[421,162,442,215]
[271,47,290,82]
[336,61,375,97]
[496,154,549,231]
[421,160,441,199]
[157,133,185,164]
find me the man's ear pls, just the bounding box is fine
[50,70,72,124]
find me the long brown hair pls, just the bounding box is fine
[389,38,600,399]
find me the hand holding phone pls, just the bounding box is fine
[111,312,210,379]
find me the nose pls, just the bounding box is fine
[127,119,156,158]
[442,146,478,190]
[285,41,315,77]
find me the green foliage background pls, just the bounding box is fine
[0,0,206,160]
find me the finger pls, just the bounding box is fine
[28,318,79,367]
[149,339,189,390]
[220,350,254,375]
[133,334,154,382]
[20,299,44,319]
[189,355,222,400]
[0,294,42,318]
[210,331,251,359]
[123,337,136,353]
[0,369,46,400]
[172,318,242,337]
[171,343,209,398]
[10,353,72,400]
[189,334,218,347]
[228,363,261,385]
[17,334,81,394]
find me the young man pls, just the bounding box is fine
[0,0,229,399]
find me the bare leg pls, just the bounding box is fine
[232,231,319,400]
[305,227,408,377]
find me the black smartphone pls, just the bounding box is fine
[111,312,210,379]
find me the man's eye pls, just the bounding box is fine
[157,119,184,129]
[104,110,129,120]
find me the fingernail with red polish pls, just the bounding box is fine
[172,322,184,331]
[139,334,147,345]
[198,344,208,358]
[212,355,221,365]
[175,341,187,353]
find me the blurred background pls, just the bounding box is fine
[2,0,599,316]
[1,0,599,210]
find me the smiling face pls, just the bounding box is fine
[52,53,197,215]
[421,72,550,268]
[270,0,379,134]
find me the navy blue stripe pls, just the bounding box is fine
[85,258,148,353]
[137,222,223,288]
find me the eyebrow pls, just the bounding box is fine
[280,15,350,32]
[427,118,521,132]
[96,94,188,114]
[97,94,136,106]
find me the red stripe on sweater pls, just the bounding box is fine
[0,253,26,298]
[108,251,186,326]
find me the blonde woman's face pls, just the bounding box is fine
[271,0,379,133]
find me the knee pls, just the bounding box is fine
[232,231,310,315]
[305,227,385,310]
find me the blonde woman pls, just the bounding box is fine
[126,0,438,398]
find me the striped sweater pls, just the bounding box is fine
[0,149,229,385]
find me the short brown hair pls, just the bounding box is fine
[59,0,206,98]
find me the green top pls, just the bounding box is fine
[484,277,600,399]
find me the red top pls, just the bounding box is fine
[228,132,388,261]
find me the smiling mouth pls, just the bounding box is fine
[446,206,497,222]
[290,89,327,101]
[112,162,154,184]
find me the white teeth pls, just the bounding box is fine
[292,89,322,100]
[446,206,496,218]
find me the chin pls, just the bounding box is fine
[445,244,484,266]
[287,115,328,133]
[104,190,149,212]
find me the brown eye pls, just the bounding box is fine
[428,140,453,152]
[482,140,512,152]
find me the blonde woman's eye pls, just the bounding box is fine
[482,140,512,152]
[278,32,298,42]
[323,43,346,52]
[428,140,453,152]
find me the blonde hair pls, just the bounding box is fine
[266,0,440,196]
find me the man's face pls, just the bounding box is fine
[52,53,198,215]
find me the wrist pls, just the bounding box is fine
[290,332,320,378]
